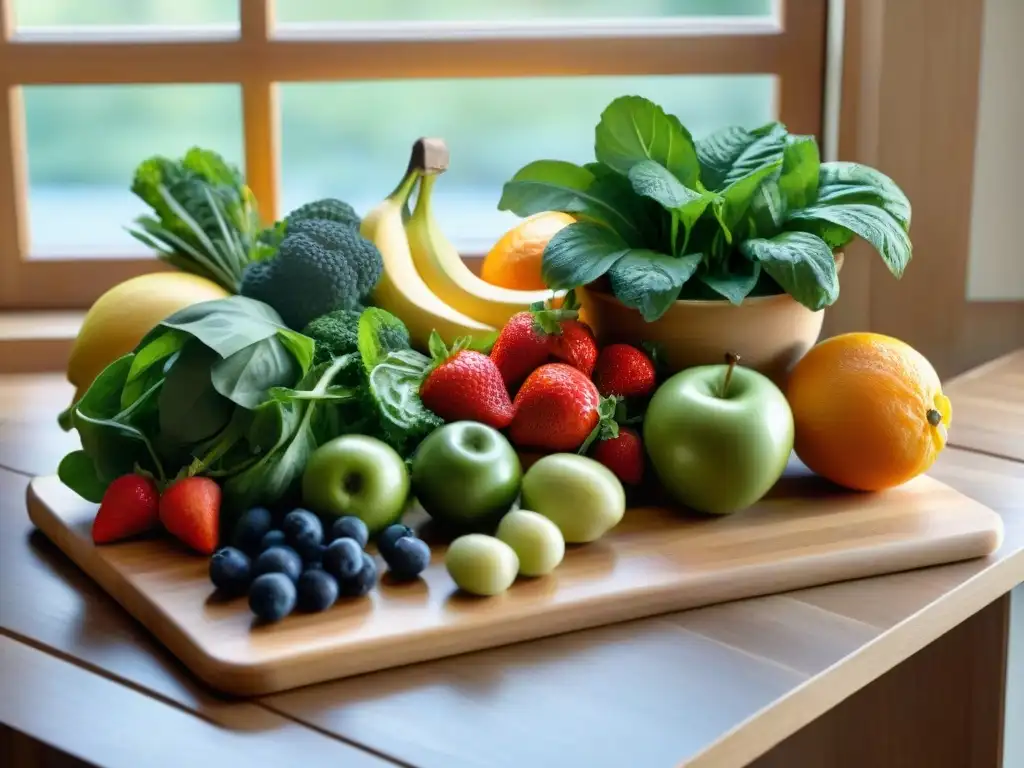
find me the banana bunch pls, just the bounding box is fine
[360,139,561,351]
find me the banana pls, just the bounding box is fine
[360,167,493,351]
[406,171,563,328]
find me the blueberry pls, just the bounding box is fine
[282,508,323,550]
[298,542,327,567]
[209,546,252,595]
[338,552,378,598]
[329,516,369,549]
[230,507,274,555]
[260,529,287,551]
[248,573,296,622]
[253,546,303,583]
[385,536,431,581]
[377,524,414,561]
[296,569,339,612]
[323,538,363,580]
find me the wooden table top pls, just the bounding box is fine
[2,350,1022,768]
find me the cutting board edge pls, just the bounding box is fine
[26,474,1005,697]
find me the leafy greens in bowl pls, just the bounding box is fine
[498,95,912,321]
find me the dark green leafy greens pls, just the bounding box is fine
[498,95,912,320]
[57,297,444,522]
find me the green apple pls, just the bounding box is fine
[643,353,794,515]
[302,435,410,534]
[520,453,626,543]
[411,421,522,532]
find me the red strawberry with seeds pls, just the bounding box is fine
[490,293,597,388]
[509,363,606,452]
[92,474,160,545]
[593,344,656,398]
[420,332,514,429]
[159,476,221,555]
[591,426,645,485]
[549,319,597,378]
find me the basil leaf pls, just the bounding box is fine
[609,251,702,321]
[696,122,787,191]
[814,162,912,229]
[741,232,839,311]
[498,159,641,241]
[211,335,299,409]
[595,96,700,186]
[777,135,820,209]
[542,222,630,290]
[714,159,783,238]
[787,203,912,278]
[698,260,763,305]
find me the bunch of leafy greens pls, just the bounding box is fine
[57,297,441,528]
[498,95,912,321]
[127,147,270,293]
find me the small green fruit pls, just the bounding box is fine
[445,534,519,596]
[495,509,565,576]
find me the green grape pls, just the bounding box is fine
[495,509,565,577]
[444,534,519,597]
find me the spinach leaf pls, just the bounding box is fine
[151,295,287,359]
[696,122,787,191]
[368,349,443,455]
[358,307,413,373]
[211,335,299,409]
[627,161,718,253]
[127,328,188,385]
[777,135,820,209]
[814,162,912,229]
[748,180,786,238]
[741,232,839,310]
[609,251,702,321]
[276,329,315,377]
[786,203,912,277]
[68,355,165,489]
[594,95,700,186]
[57,450,109,504]
[497,160,641,242]
[542,222,630,290]
[158,341,233,446]
[714,160,783,238]
[698,259,763,305]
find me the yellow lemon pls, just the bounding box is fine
[68,272,229,401]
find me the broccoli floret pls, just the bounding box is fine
[286,199,360,229]
[240,219,383,330]
[303,308,362,363]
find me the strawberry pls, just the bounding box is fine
[91,474,160,545]
[549,320,597,378]
[159,476,221,555]
[508,363,606,452]
[490,293,596,388]
[420,333,514,429]
[593,344,656,398]
[590,426,645,485]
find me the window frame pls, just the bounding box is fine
[0,0,827,309]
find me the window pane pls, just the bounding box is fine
[24,85,244,258]
[14,0,236,27]
[278,0,770,23]
[281,76,774,252]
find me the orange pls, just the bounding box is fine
[786,332,952,492]
[481,211,574,290]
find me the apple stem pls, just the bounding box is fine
[721,352,740,398]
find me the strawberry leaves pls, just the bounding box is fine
[578,396,621,455]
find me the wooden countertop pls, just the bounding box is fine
[2,351,1022,767]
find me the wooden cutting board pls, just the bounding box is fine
[27,462,1003,697]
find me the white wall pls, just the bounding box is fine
[966,0,1024,301]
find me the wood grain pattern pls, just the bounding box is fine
[26,463,1003,697]
[0,636,390,768]
[944,349,1024,462]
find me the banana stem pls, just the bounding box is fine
[388,167,421,205]
[414,172,438,218]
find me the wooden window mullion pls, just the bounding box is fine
[240,0,278,225]
[0,0,30,306]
